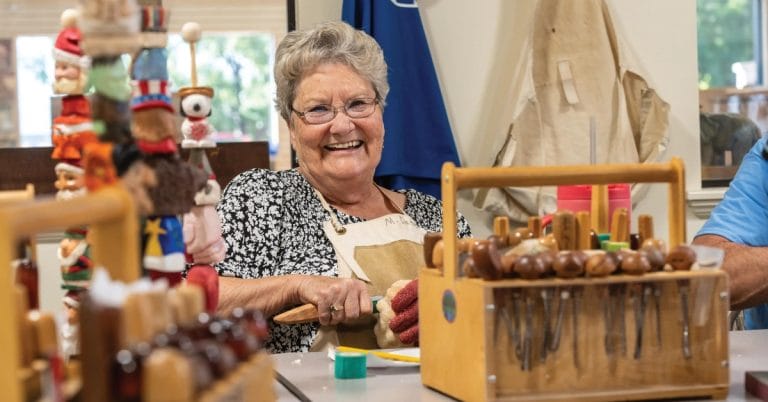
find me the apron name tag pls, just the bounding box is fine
[384,215,420,228]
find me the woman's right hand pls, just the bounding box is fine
[296,276,372,326]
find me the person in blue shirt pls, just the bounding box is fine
[693,136,768,329]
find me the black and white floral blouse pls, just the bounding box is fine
[216,168,472,353]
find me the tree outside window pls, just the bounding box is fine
[167,32,277,153]
[698,0,758,89]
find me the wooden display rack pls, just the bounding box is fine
[0,186,275,401]
[0,187,139,401]
[419,158,730,401]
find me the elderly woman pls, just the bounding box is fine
[215,21,471,353]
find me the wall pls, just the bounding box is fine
[296,0,705,241]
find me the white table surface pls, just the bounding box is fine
[272,329,768,401]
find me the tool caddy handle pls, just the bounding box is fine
[440,158,686,280]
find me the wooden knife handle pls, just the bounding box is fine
[590,184,610,233]
[575,211,591,250]
[610,208,629,243]
[638,214,654,246]
[273,304,319,325]
[273,296,382,325]
[552,210,577,251]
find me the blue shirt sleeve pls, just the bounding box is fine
[697,136,768,246]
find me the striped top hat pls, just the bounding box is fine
[131,79,173,112]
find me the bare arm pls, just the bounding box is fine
[693,234,768,310]
[218,275,304,317]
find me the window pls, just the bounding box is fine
[166,32,278,152]
[0,0,289,169]
[15,36,54,148]
[698,0,765,187]
[11,32,278,155]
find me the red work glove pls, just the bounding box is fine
[388,279,419,345]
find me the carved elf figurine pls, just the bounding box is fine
[55,165,94,316]
[129,5,206,286]
[59,228,93,305]
[50,9,97,359]
[178,22,226,312]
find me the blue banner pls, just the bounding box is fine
[342,0,461,199]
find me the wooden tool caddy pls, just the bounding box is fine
[419,158,730,401]
[0,187,274,401]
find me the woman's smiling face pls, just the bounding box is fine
[290,62,384,184]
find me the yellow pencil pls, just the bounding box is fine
[335,346,420,364]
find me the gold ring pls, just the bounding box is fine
[329,305,344,313]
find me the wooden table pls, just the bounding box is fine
[272,329,767,401]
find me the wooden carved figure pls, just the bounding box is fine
[179,21,224,312]
[51,9,98,359]
[184,150,223,312]
[51,9,97,169]
[130,6,206,286]
[179,22,216,149]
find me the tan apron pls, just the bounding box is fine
[473,0,669,223]
[309,187,427,352]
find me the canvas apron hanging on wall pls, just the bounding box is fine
[474,0,670,223]
[310,187,427,351]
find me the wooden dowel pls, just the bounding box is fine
[121,293,153,348]
[146,289,172,336]
[423,232,442,268]
[638,214,654,246]
[610,208,629,243]
[553,211,577,251]
[591,184,609,234]
[493,216,510,242]
[189,42,197,87]
[576,211,591,250]
[171,285,205,327]
[15,286,35,367]
[142,348,195,401]
[528,216,542,238]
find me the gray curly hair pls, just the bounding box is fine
[274,21,389,126]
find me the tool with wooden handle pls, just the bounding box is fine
[591,184,610,234]
[527,216,542,239]
[273,297,382,325]
[638,214,664,348]
[610,208,630,243]
[637,214,654,246]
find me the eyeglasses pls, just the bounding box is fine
[292,97,378,125]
